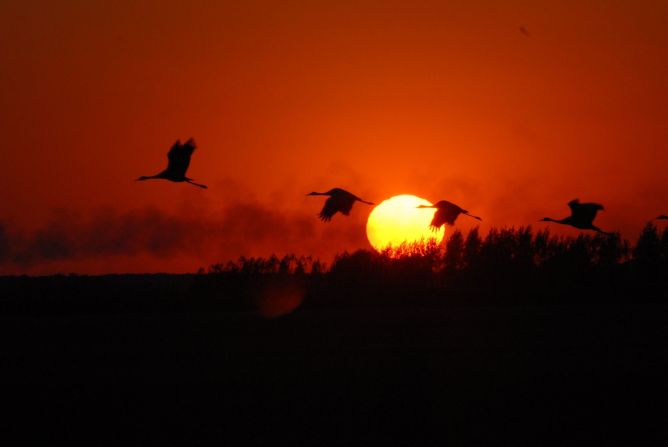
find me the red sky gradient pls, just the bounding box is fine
[1,0,667,274]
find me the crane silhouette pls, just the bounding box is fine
[137,138,207,189]
[539,199,613,235]
[417,200,482,230]
[307,188,374,222]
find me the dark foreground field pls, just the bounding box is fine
[2,274,668,445]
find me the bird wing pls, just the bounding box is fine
[435,201,465,225]
[319,194,354,221]
[340,189,374,205]
[432,206,460,227]
[568,199,603,224]
[430,210,446,229]
[166,139,196,178]
[327,188,362,201]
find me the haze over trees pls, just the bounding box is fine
[4,224,666,316]
[205,223,667,306]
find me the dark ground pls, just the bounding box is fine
[1,276,667,445]
[5,229,668,443]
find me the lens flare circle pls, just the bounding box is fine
[366,194,445,253]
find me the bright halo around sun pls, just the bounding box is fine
[366,195,445,253]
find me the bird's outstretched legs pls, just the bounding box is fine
[186,179,208,189]
[592,225,614,237]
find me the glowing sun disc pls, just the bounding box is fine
[366,195,445,253]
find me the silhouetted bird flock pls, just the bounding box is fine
[137,139,668,236]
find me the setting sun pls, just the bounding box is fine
[366,195,445,253]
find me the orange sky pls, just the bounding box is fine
[1,0,667,274]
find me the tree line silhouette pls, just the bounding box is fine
[207,223,667,274]
[1,223,666,316]
[202,223,668,308]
